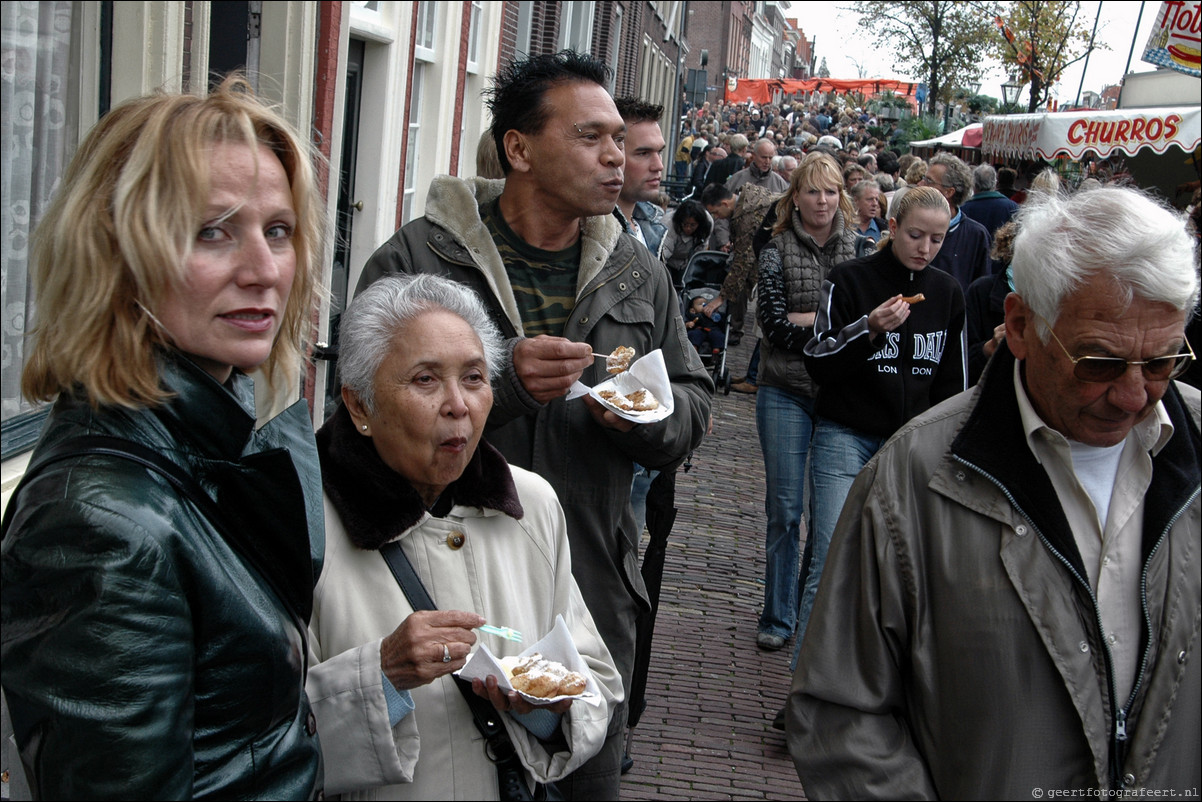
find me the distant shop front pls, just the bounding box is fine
[982,106,1200,201]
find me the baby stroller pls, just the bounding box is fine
[680,249,733,394]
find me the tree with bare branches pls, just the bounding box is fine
[851,1,1001,117]
[993,1,1101,112]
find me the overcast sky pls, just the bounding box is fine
[785,1,1164,105]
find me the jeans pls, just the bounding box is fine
[746,340,761,384]
[793,417,884,662]
[629,463,658,537]
[755,385,817,639]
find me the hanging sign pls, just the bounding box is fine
[982,106,1201,159]
[1142,1,1202,77]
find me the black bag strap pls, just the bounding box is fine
[378,542,516,746]
[380,542,559,802]
[1,435,309,662]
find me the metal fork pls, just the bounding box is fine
[478,624,523,643]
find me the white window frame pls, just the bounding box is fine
[559,1,594,54]
[403,61,426,224]
[414,0,436,62]
[466,0,481,74]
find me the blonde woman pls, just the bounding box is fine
[2,75,328,799]
[752,151,858,652]
[799,187,965,649]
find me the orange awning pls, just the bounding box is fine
[725,77,921,109]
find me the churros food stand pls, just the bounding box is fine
[982,106,1201,198]
[982,106,1200,161]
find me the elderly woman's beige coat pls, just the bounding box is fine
[305,411,621,800]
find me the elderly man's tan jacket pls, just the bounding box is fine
[789,348,1201,799]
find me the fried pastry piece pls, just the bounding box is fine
[627,389,660,411]
[508,653,587,697]
[598,389,635,411]
[606,345,635,374]
[558,671,587,696]
[902,293,925,304]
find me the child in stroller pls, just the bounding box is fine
[685,294,725,356]
[679,249,734,393]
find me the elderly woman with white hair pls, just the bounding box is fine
[305,273,621,799]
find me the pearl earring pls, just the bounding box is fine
[361,424,368,432]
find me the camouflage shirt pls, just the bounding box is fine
[481,199,580,337]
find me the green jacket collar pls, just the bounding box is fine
[422,175,624,331]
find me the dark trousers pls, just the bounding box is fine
[727,292,748,339]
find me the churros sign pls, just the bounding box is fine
[982,107,1201,160]
[1142,1,1202,77]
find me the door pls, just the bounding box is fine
[319,37,365,413]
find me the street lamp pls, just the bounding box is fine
[1001,80,1023,109]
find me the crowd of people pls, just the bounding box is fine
[2,47,1200,802]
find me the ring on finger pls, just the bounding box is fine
[441,642,451,663]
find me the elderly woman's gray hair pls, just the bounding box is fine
[338,273,504,413]
[1012,185,1199,340]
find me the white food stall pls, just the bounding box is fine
[982,106,1200,200]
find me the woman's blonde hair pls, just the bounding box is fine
[904,159,928,185]
[1029,167,1062,196]
[773,151,854,236]
[877,186,950,250]
[475,129,504,179]
[22,73,327,407]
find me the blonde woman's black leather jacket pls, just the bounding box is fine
[1,351,325,799]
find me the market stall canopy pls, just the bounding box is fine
[909,123,983,149]
[725,77,920,106]
[982,106,1201,160]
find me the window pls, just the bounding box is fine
[559,2,594,54]
[1,1,88,459]
[514,1,533,58]
[608,6,622,94]
[466,0,481,74]
[404,2,438,223]
[402,62,425,224]
[414,0,436,61]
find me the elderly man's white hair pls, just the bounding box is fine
[1012,185,1199,341]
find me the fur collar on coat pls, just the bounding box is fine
[316,403,523,551]
[422,175,623,301]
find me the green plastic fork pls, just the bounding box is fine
[478,624,523,643]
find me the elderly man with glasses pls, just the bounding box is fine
[920,152,992,293]
[788,184,1201,799]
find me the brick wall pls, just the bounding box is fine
[615,1,642,97]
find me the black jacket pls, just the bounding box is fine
[1,352,324,799]
[804,244,968,439]
[965,267,1012,385]
[706,154,744,188]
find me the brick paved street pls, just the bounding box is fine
[621,333,809,800]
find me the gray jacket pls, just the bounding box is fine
[757,210,857,397]
[357,176,713,695]
[788,348,1201,799]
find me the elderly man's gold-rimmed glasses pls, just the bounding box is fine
[1032,310,1195,383]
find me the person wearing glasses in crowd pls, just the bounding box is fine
[787,185,1201,799]
[920,152,990,294]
